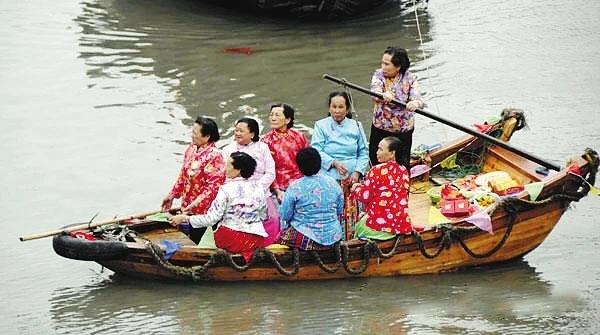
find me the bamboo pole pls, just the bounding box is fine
[323,74,561,171]
[19,208,174,242]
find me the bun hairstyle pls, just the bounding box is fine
[383,46,410,76]
[382,136,403,164]
[236,117,260,142]
[270,103,295,129]
[194,116,220,142]
[327,91,353,119]
[230,151,257,179]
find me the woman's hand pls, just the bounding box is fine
[161,195,173,211]
[333,160,348,177]
[273,189,284,204]
[406,100,423,112]
[350,182,360,193]
[182,200,198,214]
[169,214,189,227]
[382,91,395,104]
[350,171,361,185]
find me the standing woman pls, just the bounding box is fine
[261,103,308,203]
[351,136,413,240]
[161,116,226,243]
[311,91,369,186]
[370,46,424,170]
[222,117,275,192]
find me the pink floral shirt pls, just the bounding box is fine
[352,160,412,234]
[371,69,422,133]
[168,143,226,215]
[261,128,308,191]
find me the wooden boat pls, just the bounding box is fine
[203,0,425,18]
[47,108,599,282]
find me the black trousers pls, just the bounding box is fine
[368,124,413,171]
[188,224,218,244]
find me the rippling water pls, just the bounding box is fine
[2,0,599,333]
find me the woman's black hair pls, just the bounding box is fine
[381,136,403,164]
[296,147,321,176]
[230,151,257,179]
[270,103,295,129]
[236,117,260,142]
[383,46,410,76]
[194,116,220,142]
[327,91,353,119]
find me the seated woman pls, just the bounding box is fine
[161,116,225,243]
[222,117,275,192]
[170,152,268,262]
[311,91,369,186]
[278,147,344,250]
[350,136,413,240]
[261,103,308,202]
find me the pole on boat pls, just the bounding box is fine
[18,208,175,242]
[323,74,561,171]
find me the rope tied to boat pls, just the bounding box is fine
[131,148,599,279]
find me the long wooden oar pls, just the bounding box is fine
[323,74,561,171]
[19,208,174,242]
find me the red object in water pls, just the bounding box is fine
[223,47,254,55]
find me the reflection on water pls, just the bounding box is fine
[49,261,584,334]
[74,0,432,142]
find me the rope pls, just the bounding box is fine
[341,241,370,275]
[263,248,300,276]
[310,243,343,273]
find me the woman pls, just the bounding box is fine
[311,91,369,186]
[278,147,344,250]
[222,117,275,192]
[161,116,225,244]
[261,103,308,202]
[170,152,268,262]
[351,137,412,239]
[370,46,424,170]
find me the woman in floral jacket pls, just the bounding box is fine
[170,152,268,262]
[351,136,413,240]
[261,103,308,202]
[161,116,225,243]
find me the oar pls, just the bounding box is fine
[323,74,561,171]
[19,208,175,242]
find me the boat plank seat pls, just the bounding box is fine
[140,228,197,246]
[484,146,546,184]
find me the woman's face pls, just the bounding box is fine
[191,123,210,147]
[376,139,395,164]
[329,95,348,123]
[270,106,290,131]
[381,53,401,78]
[225,157,240,179]
[234,122,254,145]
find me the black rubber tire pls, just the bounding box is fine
[52,233,129,261]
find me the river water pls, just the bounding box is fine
[2,0,600,333]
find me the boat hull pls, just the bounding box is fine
[96,199,565,281]
[200,0,418,18]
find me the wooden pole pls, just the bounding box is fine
[19,208,173,242]
[323,74,561,171]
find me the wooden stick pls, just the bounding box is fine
[323,74,561,171]
[19,208,175,242]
